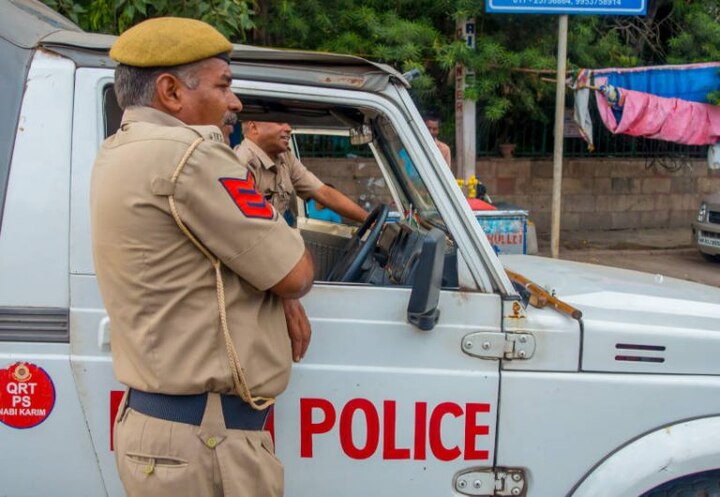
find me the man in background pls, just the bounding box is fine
[424,115,452,170]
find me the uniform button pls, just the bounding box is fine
[206,437,218,449]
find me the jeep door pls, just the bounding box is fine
[236,82,506,497]
[67,66,507,497]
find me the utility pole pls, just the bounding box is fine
[550,15,568,259]
[455,18,477,182]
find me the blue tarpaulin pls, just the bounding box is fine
[597,62,720,103]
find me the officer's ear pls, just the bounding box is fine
[154,73,184,114]
[241,121,254,136]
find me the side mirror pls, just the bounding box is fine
[407,228,446,331]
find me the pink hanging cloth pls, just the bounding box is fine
[596,87,720,146]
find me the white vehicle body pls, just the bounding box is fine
[1,2,719,496]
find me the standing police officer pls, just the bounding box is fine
[91,17,314,497]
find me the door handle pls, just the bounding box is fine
[97,316,111,350]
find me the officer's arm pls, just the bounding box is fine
[281,298,311,362]
[270,249,314,299]
[311,184,368,223]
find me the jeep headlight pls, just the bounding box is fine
[697,202,707,222]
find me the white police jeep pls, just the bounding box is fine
[2,1,720,496]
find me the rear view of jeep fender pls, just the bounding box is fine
[570,416,720,497]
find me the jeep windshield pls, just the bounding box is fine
[371,115,444,230]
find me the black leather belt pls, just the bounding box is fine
[127,388,271,430]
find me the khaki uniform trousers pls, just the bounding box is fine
[114,392,283,497]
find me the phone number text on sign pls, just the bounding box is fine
[487,0,646,14]
[513,0,623,4]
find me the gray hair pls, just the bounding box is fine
[114,61,204,110]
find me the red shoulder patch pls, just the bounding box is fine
[219,174,275,220]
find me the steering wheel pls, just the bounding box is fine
[328,204,389,282]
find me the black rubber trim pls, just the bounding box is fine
[0,307,69,343]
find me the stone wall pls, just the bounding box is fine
[304,156,720,234]
[303,157,392,210]
[476,158,720,233]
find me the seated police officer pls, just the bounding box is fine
[91,17,314,497]
[235,121,368,226]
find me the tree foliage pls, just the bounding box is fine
[250,0,719,138]
[41,0,255,39]
[252,0,448,102]
[42,0,720,128]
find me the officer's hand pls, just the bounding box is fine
[282,298,311,362]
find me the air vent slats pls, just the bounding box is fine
[0,307,69,343]
[614,343,666,363]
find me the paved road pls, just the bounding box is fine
[531,228,720,288]
[548,248,720,288]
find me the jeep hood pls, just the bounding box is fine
[500,255,720,375]
[500,255,720,306]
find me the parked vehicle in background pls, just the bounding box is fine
[692,193,720,261]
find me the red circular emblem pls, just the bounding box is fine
[0,362,56,429]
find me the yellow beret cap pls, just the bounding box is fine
[110,17,232,67]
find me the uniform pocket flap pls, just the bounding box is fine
[151,177,176,196]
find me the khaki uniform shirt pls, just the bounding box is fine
[234,139,323,215]
[91,107,305,398]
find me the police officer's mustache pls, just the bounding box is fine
[224,113,238,127]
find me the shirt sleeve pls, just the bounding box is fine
[285,152,323,200]
[233,141,254,167]
[172,138,305,291]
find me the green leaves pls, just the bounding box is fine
[42,0,718,134]
[484,98,512,122]
[667,2,720,64]
[709,89,720,106]
[43,0,87,25]
[39,0,256,39]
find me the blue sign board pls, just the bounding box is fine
[486,0,646,15]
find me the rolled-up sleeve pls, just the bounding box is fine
[286,153,323,200]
